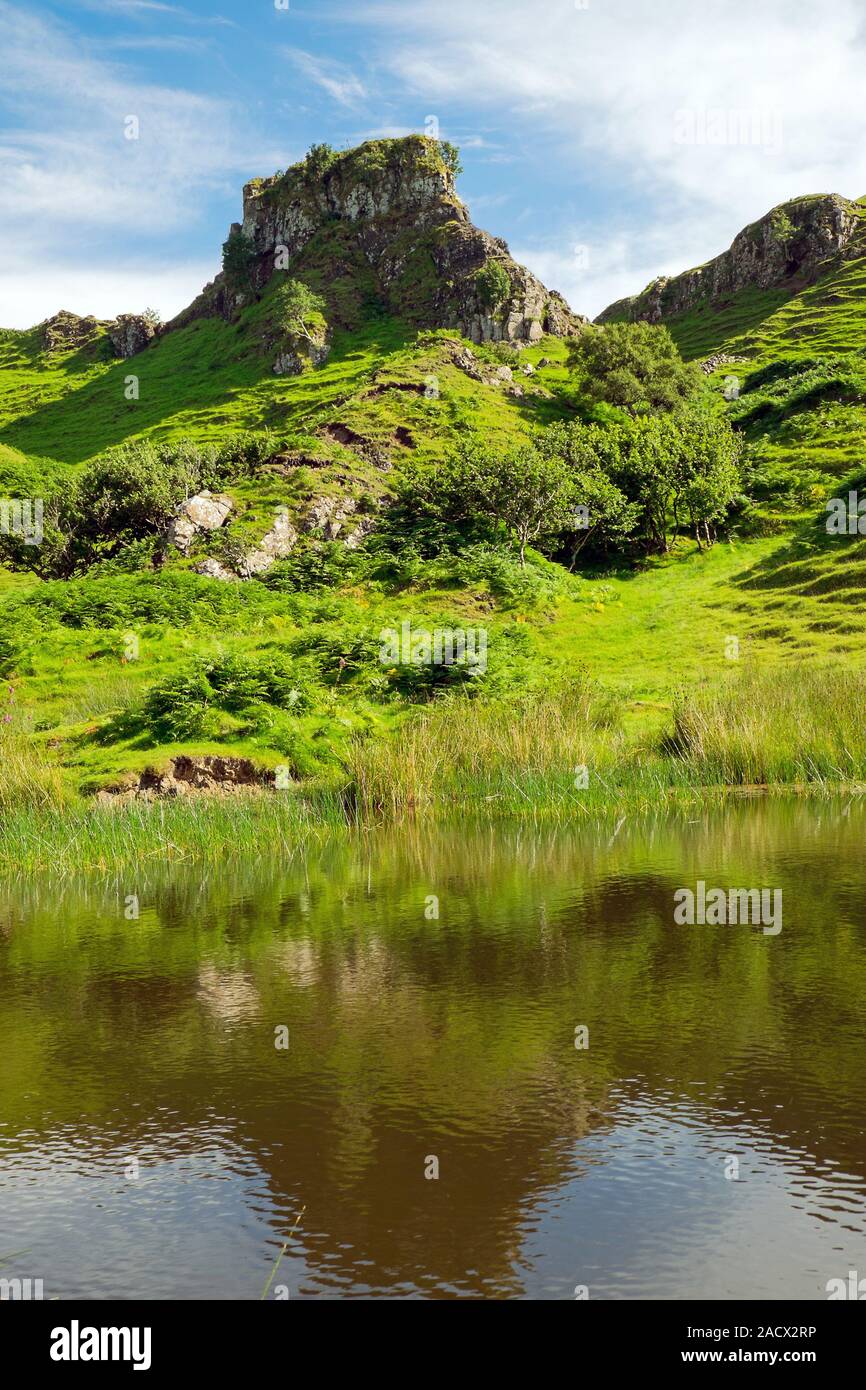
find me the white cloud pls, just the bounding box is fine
[284,48,368,108]
[353,0,866,316]
[0,1,282,323]
[0,250,216,329]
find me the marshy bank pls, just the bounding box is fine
[2,665,866,873]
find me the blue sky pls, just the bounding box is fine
[2,0,866,327]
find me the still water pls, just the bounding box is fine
[1,800,865,1300]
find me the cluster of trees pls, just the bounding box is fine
[402,324,743,566]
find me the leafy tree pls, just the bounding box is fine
[271,278,326,344]
[58,442,204,570]
[475,262,512,311]
[427,438,579,566]
[438,140,463,178]
[221,227,257,297]
[304,143,338,178]
[536,422,639,564]
[608,406,742,553]
[675,403,743,547]
[567,321,703,414]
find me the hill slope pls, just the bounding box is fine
[3,143,866,837]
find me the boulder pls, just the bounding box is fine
[108,313,158,358]
[170,492,233,553]
[241,509,299,575]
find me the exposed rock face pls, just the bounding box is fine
[241,509,298,575]
[41,310,104,352]
[169,491,233,553]
[108,312,158,358]
[98,756,275,802]
[168,136,585,344]
[597,194,864,325]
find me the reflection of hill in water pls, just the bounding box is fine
[1,800,865,1294]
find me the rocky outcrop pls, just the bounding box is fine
[192,508,300,581]
[597,194,864,325]
[169,492,233,553]
[167,136,586,345]
[240,508,298,575]
[194,557,237,582]
[700,351,746,375]
[39,309,160,359]
[40,310,104,353]
[108,313,158,358]
[304,494,360,539]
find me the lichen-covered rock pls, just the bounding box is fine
[108,313,158,358]
[597,194,864,325]
[273,351,304,376]
[195,557,237,582]
[241,509,298,575]
[41,310,104,353]
[304,494,359,538]
[273,338,330,376]
[165,136,586,344]
[170,492,233,553]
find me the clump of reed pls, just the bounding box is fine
[347,681,629,818]
[670,664,866,786]
[0,723,68,813]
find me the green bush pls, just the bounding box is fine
[142,669,213,740]
[304,143,339,178]
[262,541,360,593]
[567,322,703,414]
[202,651,314,713]
[222,227,257,296]
[474,262,512,310]
[0,628,20,677]
[138,651,315,742]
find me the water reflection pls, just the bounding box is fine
[1,800,864,1298]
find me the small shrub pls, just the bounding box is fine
[474,261,512,310]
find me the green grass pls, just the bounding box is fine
[4,662,866,873]
[4,206,866,864]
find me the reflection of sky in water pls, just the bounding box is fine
[2,1094,863,1299]
[0,1127,308,1301]
[518,1091,865,1300]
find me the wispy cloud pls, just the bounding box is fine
[351,0,866,314]
[0,0,283,324]
[284,48,368,108]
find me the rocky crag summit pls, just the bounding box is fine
[170,136,584,347]
[36,138,584,369]
[598,193,866,325]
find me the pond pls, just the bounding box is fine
[1,799,864,1299]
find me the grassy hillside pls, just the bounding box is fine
[3,178,866,860]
